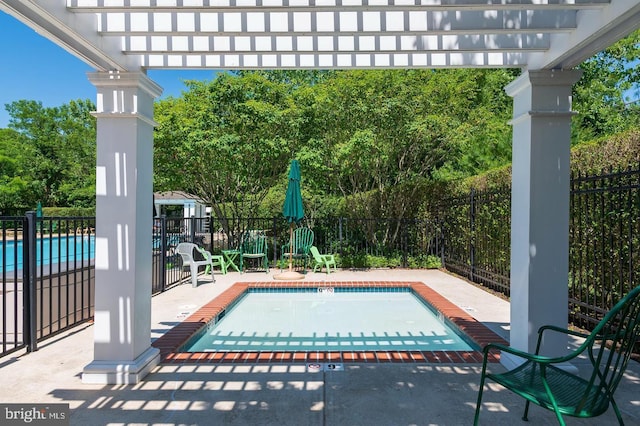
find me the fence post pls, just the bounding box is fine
[24,211,38,352]
[160,216,167,292]
[272,216,278,266]
[402,219,408,268]
[190,216,196,242]
[338,217,344,258]
[439,218,445,266]
[469,189,476,283]
[208,215,214,252]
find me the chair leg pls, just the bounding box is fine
[522,400,530,421]
[190,264,198,288]
[473,374,486,426]
[474,356,496,426]
[610,398,625,425]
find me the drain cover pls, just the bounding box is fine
[307,363,344,372]
[324,363,344,371]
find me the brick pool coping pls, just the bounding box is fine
[152,281,507,364]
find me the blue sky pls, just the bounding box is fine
[0,11,217,128]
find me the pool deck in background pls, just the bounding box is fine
[1,268,638,425]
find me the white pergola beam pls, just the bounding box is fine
[0,0,135,71]
[67,0,610,13]
[123,33,551,52]
[528,0,640,69]
[139,51,530,69]
[2,0,636,71]
[92,10,579,34]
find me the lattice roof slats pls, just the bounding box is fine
[0,0,637,70]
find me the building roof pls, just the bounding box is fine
[154,191,204,205]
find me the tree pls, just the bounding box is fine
[573,29,640,143]
[303,69,515,217]
[0,128,35,211]
[5,99,96,208]
[154,72,295,235]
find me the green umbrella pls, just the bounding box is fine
[281,160,305,275]
[282,160,304,224]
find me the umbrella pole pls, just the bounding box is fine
[274,222,305,280]
[288,223,294,272]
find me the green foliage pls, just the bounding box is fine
[2,99,96,209]
[335,252,444,269]
[153,68,527,224]
[570,129,640,174]
[154,73,294,227]
[42,207,95,217]
[572,29,640,143]
[1,31,637,217]
[407,254,442,269]
[0,128,34,210]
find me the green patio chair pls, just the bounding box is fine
[281,226,314,269]
[240,233,269,273]
[474,285,640,426]
[310,246,337,274]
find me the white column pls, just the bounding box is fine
[504,69,582,366]
[83,71,163,384]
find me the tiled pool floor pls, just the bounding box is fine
[152,281,508,364]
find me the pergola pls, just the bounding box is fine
[1,0,638,384]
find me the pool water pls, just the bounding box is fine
[0,235,95,273]
[185,289,477,352]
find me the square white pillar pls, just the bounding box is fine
[83,71,163,384]
[504,69,582,366]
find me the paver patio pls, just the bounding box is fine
[1,269,638,425]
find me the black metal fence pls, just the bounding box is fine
[436,188,511,295]
[432,164,640,331]
[569,166,640,330]
[150,215,443,292]
[0,214,95,358]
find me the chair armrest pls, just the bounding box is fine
[533,324,591,356]
[196,247,213,261]
[482,341,578,366]
[538,324,590,340]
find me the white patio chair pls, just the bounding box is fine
[176,242,215,287]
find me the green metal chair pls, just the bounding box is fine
[474,285,640,425]
[310,246,337,274]
[281,226,314,269]
[240,233,269,273]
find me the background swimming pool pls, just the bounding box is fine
[0,235,95,273]
[185,290,476,352]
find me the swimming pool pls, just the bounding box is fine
[185,288,477,352]
[0,235,95,273]
[153,281,508,364]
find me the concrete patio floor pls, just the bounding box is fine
[1,268,638,425]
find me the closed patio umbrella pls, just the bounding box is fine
[275,159,306,280]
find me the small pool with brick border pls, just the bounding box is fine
[152,281,507,364]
